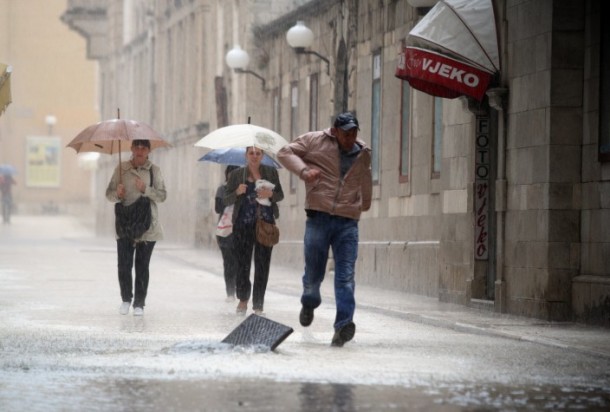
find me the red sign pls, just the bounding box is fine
[395,46,493,101]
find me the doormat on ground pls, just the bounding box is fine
[222,314,293,351]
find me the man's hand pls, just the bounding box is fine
[135,177,146,193]
[117,183,126,199]
[236,183,247,195]
[301,168,321,183]
[256,187,273,199]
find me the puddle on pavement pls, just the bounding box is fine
[2,374,609,411]
[164,340,273,354]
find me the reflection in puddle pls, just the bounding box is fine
[118,316,146,333]
[299,382,355,411]
[2,376,608,412]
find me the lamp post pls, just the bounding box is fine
[45,115,57,135]
[225,45,266,90]
[286,21,330,75]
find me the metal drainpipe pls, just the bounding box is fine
[488,4,509,313]
[489,88,507,312]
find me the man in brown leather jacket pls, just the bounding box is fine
[277,112,372,347]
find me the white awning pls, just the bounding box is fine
[407,0,499,74]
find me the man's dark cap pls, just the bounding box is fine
[132,139,151,149]
[333,112,360,131]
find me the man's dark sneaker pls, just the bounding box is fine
[299,306,314,327]
[331,322,356,347]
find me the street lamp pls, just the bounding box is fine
[225,45,266,90]
[45,114,57,135]
[286,21,330,75]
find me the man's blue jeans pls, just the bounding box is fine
[301,212,359,330]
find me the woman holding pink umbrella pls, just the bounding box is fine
[105,139,167,316]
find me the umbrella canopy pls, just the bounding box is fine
[194,124,289,155]
[396,0,499,101]
[0,63,12,116]
[67,118,170,154]
[199,147,281,168]
[407,0,499,74]
[0,164,17,176]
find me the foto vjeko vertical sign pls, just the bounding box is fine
[26,136,61,188]
[475,117,490,260]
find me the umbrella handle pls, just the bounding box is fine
[118,140,122,184]
[117,108,122,184]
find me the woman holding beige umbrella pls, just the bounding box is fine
[223,146,284,315]
[195,121,288,314]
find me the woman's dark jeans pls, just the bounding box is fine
[233,224,272,311]
[117,239,156,308]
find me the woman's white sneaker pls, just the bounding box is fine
[133,307,144,316]
[119,302,130,315]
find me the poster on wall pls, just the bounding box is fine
[26,136,61,188]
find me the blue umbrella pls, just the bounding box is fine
[198,147,281,168]
[0,164,17,175]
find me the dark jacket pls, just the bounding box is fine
[215,184,227,215]
[224,164,284,223]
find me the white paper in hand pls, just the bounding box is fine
[255,179,275,206]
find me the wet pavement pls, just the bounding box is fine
[1,215,610,411]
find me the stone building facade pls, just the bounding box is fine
[0,0,99,216]
[62,0,609,325]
